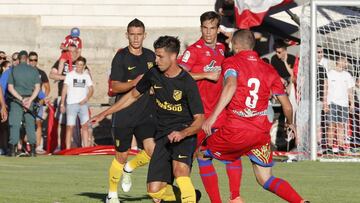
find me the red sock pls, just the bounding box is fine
[225,159,242,200]
[263,176,303,203]
[197,158,221,203]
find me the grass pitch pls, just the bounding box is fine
[0,155,359,203]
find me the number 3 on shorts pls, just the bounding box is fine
[245,78,260,109]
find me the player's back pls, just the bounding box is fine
[223,50,284,132]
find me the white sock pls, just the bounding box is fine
[108,191,118,198]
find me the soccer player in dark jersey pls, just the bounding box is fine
[202,30,308,203]
[178,11,242,203]
[91,36,204,202]
[102,19,157,203]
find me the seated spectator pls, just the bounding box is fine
[326,55,355,154]
[271,39,296,86]
[60,27,82,59]
[60,57,93,149]
[28,51,50,154]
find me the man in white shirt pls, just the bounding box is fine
[325,56,355,154]
[60,56,94,149]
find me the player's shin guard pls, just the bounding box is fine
[175,176,196,203]
[108,158,124,193]
[197,158,222,203]
[225,158,242,200]
[124,150,150,172]
[263,176,303,203]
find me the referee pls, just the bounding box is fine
[91,36,204,202]
[105,18,157,203]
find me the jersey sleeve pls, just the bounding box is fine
[178,47,197,71]
[185,76,204,115]
[110,52,125,81]
[270,70,286,96]
[135,68,153,94]
[222,58,238,80]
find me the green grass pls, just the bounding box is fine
[0,155,359,203]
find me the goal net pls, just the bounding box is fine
[297,2,360,161]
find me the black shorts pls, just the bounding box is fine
[147,135,197,184]
[112,115,157,152]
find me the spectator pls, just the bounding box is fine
[271,39,296,85]
[29,51,50,154]
[0,85,8,155]
[60,57,93,149]
[326,55,355,154]
[60,27,82,59]
[7,50,40,157]
[49,45,84,150]
[11,52,19,67]
[0,60,10,75]
[0,51,7,65]
[316,46,328,153]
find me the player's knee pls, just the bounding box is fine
[173,165,190,177]
[115,152,127,164]
[147,184,165,199]
[256,175,272,187]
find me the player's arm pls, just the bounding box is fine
[90,88,142,124]
[202,69,237,135]
[187,71,221,82]
[276,95,293,125]
[111,75,143,94]
[168,114,205,143]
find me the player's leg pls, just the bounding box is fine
[248,143,305,203]
[147,137,177,202]
[121,121,156,192]
[172,135,199,202]
[78,103,90,147]
[106,127,133,202]
[196,130,222,203]
[224,158,243,202]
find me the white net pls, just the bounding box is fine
[297,4,360,161]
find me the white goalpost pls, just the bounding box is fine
[296,0,360,161]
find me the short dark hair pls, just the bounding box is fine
[153,36,180,56]
[75,56,87,64]
[232,29,256,50]
[273,39,287,50]
[127,18,145,32]
[29,51,38,58]
[200,11,221,27]
[0,51,5,55]
[0,60,10,68]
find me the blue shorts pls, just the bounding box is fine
[66,103,89,126]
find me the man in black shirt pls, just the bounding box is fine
[271,39,296,84]
[91,36,204,202]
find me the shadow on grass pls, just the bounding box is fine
[77,192,151,202]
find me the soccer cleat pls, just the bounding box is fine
[105,196,120,203]
[121,171,132,192]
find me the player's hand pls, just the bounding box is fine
[206,71,221,82]
[131,74,144,86]
[202,116,216,136]
[285,123,296,140]
[168,131,186,143]
[89,113,105,126]
[1,106,8,122]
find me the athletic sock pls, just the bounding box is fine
[225,158,242,200]
[175,176,196,202]
[162,185,177,201]
[124,150,150,172]
[197,158,221,203]
[263,176,303,203]
[108,158,124,196]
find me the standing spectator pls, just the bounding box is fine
[0,51,7,66]
[316,46,328,153]
[60,27,82,59]
[49,45,83,150]
[326,56,355,154]
[7,50,40,157]
[60,57,93,149]
[271,39,296,85]
[11,52,19,67]
[29,51,50,154]
[0,85,8,155]
[0,60,10,75]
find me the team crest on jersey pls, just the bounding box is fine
[173,90,182,101]
[182,51,191,63]
[147,62,154,69]
[219,49,224,56]
[205,51,211,56]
